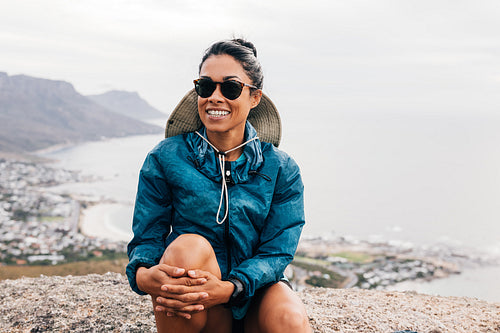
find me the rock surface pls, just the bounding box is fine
[0,273,498,332]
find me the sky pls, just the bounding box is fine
[2,0,500,249]
[1,0,500,116]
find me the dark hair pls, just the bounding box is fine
[199,38,263,90]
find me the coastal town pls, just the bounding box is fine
[288,234,498,291]
[1,158,498,293]
[0,159,126,265]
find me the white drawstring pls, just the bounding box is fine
[195,131,258,224]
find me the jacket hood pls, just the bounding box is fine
[185,121,264,184]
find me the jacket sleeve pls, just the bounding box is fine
[126,149,172,295]
[228,156,305,302]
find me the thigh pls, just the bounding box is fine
[244,282,311,333]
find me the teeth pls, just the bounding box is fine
[207,110,229,117]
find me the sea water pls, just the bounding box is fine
[41,113,500,302]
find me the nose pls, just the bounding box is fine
[208,83,224,102]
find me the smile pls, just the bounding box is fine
[207,110,230,118]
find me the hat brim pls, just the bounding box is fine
[165,89,281,147]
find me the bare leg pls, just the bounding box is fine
[244,282,311,333]
[152,234,232,333]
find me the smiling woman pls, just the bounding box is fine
[126,39,311,333]
[196,54,262,158]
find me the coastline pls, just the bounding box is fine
[78,203,133,243]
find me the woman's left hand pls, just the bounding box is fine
[155,269,234,318]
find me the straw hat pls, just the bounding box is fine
[165,89,282,147]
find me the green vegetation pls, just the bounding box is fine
[291,258,346,288]
[58,247,126,263]
[329,251,375,264]
[39,216,65,223]
[0,255,128,280]
[294,255,330,266]
[305,275,339,288]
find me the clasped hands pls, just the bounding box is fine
[136,264,234,319]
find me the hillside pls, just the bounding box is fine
[87,90,166,120]
[0,273,498,332]
[0,72,162,153]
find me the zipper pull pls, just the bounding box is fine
[224,161,235,185]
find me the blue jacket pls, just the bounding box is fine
[126,122,305,319]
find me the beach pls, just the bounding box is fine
[79,203,133,243]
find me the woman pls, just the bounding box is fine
[127,39,311,333]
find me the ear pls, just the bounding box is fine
[250,90,262,109]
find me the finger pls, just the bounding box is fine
[156,305,199,320]
[161,277,207,291]
[159,303,205,314]
[178,304,205,313]
[161,282,208,295]
[157,291,208,304]
[157,264,185,277]
[166,277,207,286]
[172,311,192,320]
[155,305,167,312]
[187,269,210,279]
[155,296,206,314]
[155,297,194,311]
[167,305,205,318]
[163,310,192,320]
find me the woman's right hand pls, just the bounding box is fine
[136,264,208,296]
[135,264,209,318]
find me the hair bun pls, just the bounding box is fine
[232,38,258,57]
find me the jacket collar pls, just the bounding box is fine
[186,121,264,184]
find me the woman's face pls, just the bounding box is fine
[198,54,261,140]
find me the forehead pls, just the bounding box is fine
[199,54,250,81]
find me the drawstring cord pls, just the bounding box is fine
[195,131,258,224]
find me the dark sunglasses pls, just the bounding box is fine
[193,78,258,100]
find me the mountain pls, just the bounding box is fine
[0,72,163,153]
[87,90,166,120]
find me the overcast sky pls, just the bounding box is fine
[1,0,500,116]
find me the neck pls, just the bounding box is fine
[206,130,245,161]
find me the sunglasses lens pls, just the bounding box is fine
[194,79,216,98]
[220,81,243,100]
[194,79,245,100]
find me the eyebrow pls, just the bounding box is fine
[200,75,241,81]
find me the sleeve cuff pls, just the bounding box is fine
[226,277,246,307]
[126,257,157,295]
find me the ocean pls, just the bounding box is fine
[41,113,500,302]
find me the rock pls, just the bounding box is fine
[0,273,498,332]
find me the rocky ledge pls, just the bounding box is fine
[0,273,498,332]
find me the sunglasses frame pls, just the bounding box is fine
[193,78,258,100]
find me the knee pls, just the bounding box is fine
[265,305,310,332]
[161,234,215,269]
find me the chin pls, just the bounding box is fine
[205,125,231,134]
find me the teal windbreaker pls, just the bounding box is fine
[126,122,305,319]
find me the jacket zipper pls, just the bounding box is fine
[224,161,233,275]
[224,215,232,274]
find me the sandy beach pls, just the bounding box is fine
[79,203,133,242]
